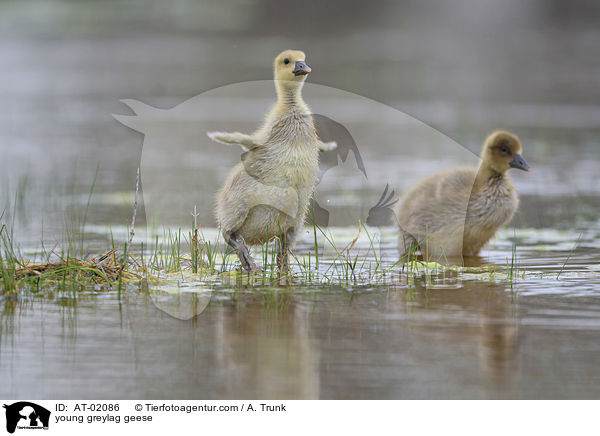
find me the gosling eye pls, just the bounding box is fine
[499,146,509,154]
[284,58,290,65]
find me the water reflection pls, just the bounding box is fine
[310,281,523,399]
[3,277,599,399]
[120,290,319,399]
[212,293,319,399]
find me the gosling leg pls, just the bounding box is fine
[223,231,260,272]
[276,229,292,276]
[398,231,419,262]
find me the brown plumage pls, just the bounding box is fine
[393,130,530,261]
[208,50,331,272]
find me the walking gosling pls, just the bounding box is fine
[394,130,530,260]
[208,50,334,272]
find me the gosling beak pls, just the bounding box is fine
[510,154,531,171]
[293,60,311,76]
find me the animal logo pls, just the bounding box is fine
[3,402,50,434]
[114,80,477,267]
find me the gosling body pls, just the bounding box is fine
[210,50,326,271]
[394,130,530,260]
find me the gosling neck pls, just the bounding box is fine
[475,162,506,188]
[275,80,309,113]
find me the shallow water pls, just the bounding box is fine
[2,0,600,399]
[2,279,600,400]
[2,223,600,399]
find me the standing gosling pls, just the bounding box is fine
[208,50,333,272]
[394,130,530,260]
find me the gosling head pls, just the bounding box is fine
[481,130,530,174]
[273,50,311,94]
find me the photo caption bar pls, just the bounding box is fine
[0,400,597,435]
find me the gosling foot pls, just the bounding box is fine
[238,243,261,272]
[223,231,261,273]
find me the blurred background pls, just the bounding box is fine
[1,0,599,243]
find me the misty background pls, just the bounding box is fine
[1,0,599,244]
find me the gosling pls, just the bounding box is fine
[208,50,333,272]
[394,130,530,260]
